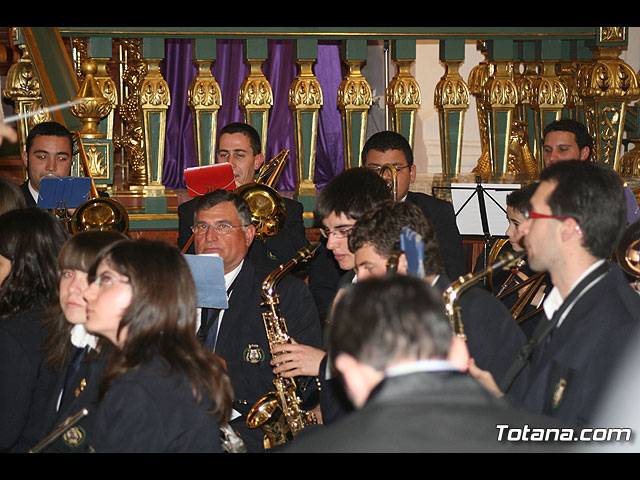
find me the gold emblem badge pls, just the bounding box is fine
[552,378,567,409]
[63,426,86,448]
[74,378,87,397]
[243,344,264,364]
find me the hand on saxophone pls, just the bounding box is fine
[270,338,326,377]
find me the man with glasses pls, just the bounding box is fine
[178,122,308,272]
[191,189,321,452]
[470,160,640,427]
[361,130,465,280]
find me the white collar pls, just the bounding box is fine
[224,259,243,290]
[70,323,98,350]
[542,259,606,327]
[385,359,459,377]
[28,181,39,204]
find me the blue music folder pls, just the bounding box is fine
[37,176,92,209]
[400,227,425,278]
[183,254,228,309]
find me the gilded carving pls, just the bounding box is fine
[337,76,372,108]
[577,48,640,98]
[434,69,470,109]
[239,61,272,110]
[189,77,222,108]
[601,105,621,166]
[289,77,323,108]
[70,59,113,138]
[86,144,108,177]
[140,65,170,107]
[600,27,626,43]
[387,62,421,108]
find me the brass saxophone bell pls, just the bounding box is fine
[235,182,287,240]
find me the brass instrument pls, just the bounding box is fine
[181,150,289,254]
[70,132,129,234]
[378,163,398,201]
[487,238,546,323]
[29,408,89,453]
[443,250,526,340]
[246,242,320,449]
[235,149,289,241]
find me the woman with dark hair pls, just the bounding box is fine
[12,230,126,452]
[82,239,233,452]
[0,207,69,451]
[0,175,27,215]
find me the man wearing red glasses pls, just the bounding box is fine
[470,160,640,427]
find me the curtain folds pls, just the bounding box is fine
[160,38,344,193]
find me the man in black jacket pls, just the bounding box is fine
[361,130,466,280]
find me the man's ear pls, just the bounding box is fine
[334,353,384,409]
[254,153,265,171]
[397,252,408,276]
[244,223,256,247]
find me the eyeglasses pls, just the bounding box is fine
[365,164,411,172]
[91,272,130,288]
[191,222,249,236]
[319,225,354,239]
[523,210,570,222]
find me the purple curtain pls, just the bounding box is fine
[161,38,344,192]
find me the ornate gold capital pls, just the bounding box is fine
[239,60,273,110]
[188,61,222,110]
[387,60,421,109]
[576,47,640,99]
[289,60,323,109]
[434,61,469,110]
[140,60,170,108]
[337,61,372,110]
[484,61,518,107]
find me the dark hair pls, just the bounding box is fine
[348,200,444,276]
[361,130,414,167]
[25,121,74,155]
[193,188,252,226]
[42,230,127,370]
[539,160,626,259]
[328,275,452,370]
[506,183,539,215]
[314,167,392,223]
[90,239,233,423]
[0,208,69,317]
[219,122,261,155]
[543,118,593,159]
[0,175,27,214]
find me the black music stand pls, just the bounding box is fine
[437,176,520,286]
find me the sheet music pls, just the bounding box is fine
[451,182,521,236]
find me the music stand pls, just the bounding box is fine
[438,176,520,285]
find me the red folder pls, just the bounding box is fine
[184,163,236,197]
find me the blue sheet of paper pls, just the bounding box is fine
[400,227,425,278]
[37,176,92,209]
[182,254,228,309]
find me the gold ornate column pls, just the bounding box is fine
[386,58,421,148]
[2,28,48,157]
[434,59,469,176]
[514,50,540,161]
[468,43,492,175]
[531,59,567,170]
[70,58,114,182]
[337,59,372,169]
[484,58,519,177]
[188,59,222,167]
[138,49,170,196]
[239,58,272,155]
[289,56,322,198]
[577,42,640,171]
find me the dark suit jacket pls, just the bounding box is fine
[506,263,640,426]
[12,346,108,453]
[86,356,223,453]
[0,309,49,452]
[178,196,309,273]
[435,275,526,385]
[285,369,567,453]
[213,258,322,451]
[406,191,466,280]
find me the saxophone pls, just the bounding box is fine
[443,250,526,339]
[246,242,320,449]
